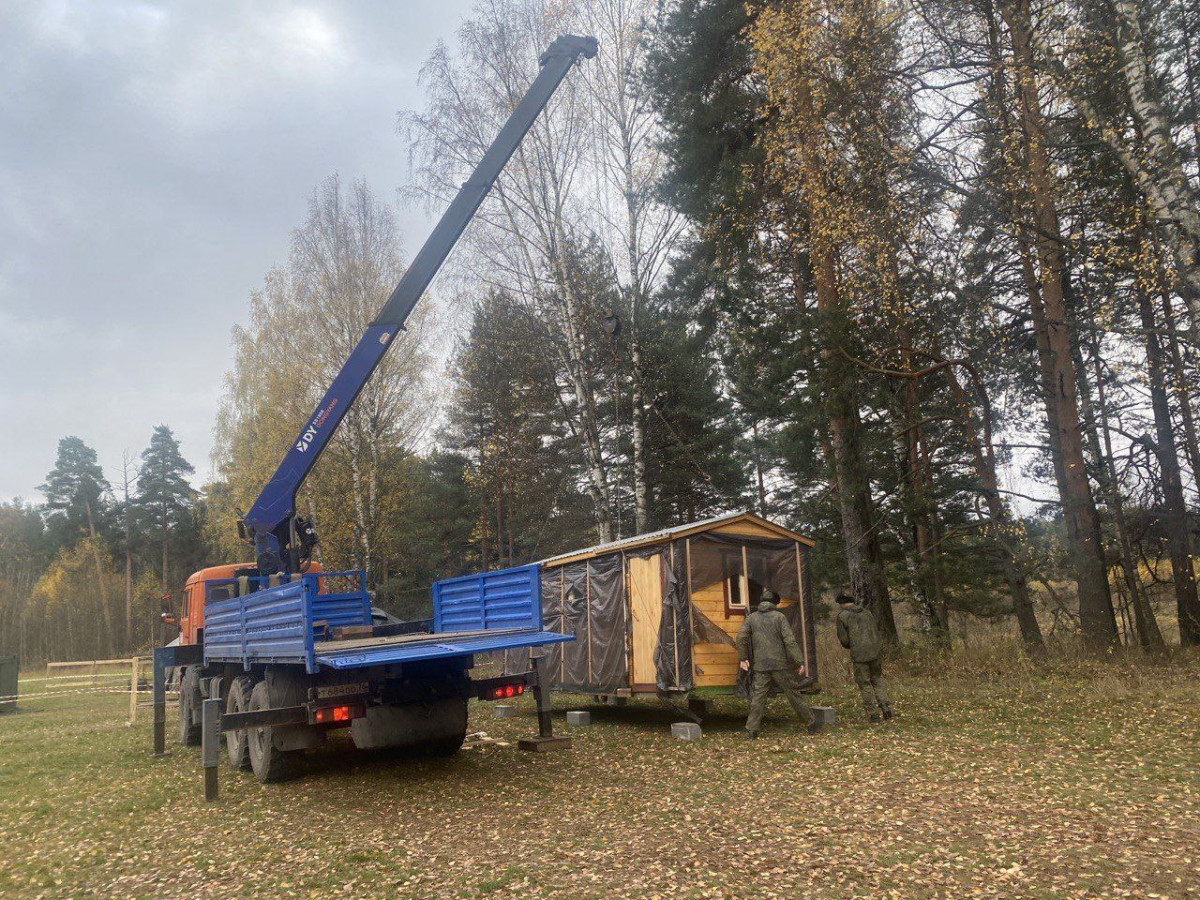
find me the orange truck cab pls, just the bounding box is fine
[177,563,325,646]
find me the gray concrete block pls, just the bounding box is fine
[493,704,516,719]
[671,722,702,741]
[566,710,591,726]
[812,706,836,726]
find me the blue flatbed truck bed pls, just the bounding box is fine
[151,564,573,796]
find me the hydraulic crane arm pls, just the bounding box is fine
[241,34,598,575]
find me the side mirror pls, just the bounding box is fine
[159,593,176,627]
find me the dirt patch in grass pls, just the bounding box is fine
[0,663,1197,899]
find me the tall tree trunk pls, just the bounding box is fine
[479,437,490,571]
[1031,4,1200,336]
[945,365,1046,652]
[1090,341,1163,650]
[1153,237,1200,499]
[629,333,650,533]
[84,501,116,655]
[1003,0,1118,650]
[1110,0,1200,337]
[900,323,948,645]
[1180,2,1200,173]
[121,456,134,652]
[790,45,897,641]
[1136,284,1200,645]
[553,247,615,543]
[752,420,768,515]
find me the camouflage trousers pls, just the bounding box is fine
[853,658,891,716]
[745,668,815,735]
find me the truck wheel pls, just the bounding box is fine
[177,667,201,746]
[225,676,255,770]
[247,679,299,783]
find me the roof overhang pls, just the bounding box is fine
[540,510,815,568]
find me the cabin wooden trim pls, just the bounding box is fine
[540,511,815,569]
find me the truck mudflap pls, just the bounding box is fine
[350,698,467,751]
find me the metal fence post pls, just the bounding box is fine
[202,697,221,802]
[152,648,167,756]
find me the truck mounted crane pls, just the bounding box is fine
[150,35,598,794]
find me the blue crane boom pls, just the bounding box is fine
[240,34,598,575]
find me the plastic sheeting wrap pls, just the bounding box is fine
[587,554,628,692]
[687,534,813,696]
[517,556,628,692]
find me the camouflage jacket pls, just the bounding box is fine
[736,601,803,671]
[836,601,882,663]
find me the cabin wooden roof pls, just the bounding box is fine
[539,510,815,568]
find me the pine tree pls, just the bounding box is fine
[136,425,197,594]
[39,436,119,652]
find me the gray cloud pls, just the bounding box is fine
[0,0,473,500]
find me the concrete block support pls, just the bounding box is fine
[494,704,516,719]
[566,710,591,726]
[812,706,836,726]
[671,722,701,741]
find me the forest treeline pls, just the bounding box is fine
[3,0,1199,662]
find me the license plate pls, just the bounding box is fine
[315,682,369,699]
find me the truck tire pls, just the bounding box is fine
[247,679,302,783]
[225,675,255,771]
[177,667,201,746]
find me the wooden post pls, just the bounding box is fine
[795,543,809,674]
[128,656,139,724]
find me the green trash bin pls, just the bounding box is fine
[0,655,17,713]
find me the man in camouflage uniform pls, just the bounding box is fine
[736,589,820,739]
[835,587,893,723]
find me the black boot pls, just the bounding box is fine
[869,713,882,724]
[883,709,894,720]
[745,729,759,740]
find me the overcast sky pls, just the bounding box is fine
[0,0,477,502]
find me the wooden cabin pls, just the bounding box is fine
[506,511,817,699]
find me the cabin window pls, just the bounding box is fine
[719,549,742,613]
[205,582,235,603]
[722,549,763,615]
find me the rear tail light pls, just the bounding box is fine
[312,704,363,725]
[487,683,524,701]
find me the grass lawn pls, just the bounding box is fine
[0,660,1197,899]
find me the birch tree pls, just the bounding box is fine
[406,0,620,541]
[214,175,436,582]
[581,0,684,532]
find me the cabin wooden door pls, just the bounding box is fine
[629,554,664,688]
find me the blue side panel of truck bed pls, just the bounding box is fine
[204,580,315,671]
[432,564,542,633]
[202,564,572,675]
